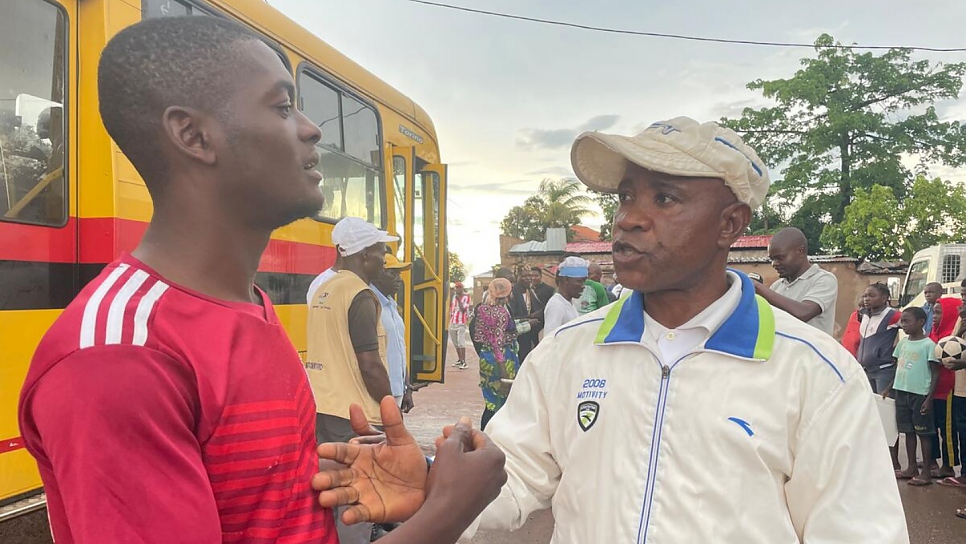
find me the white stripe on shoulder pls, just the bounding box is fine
[132,281,169,347]
[104,269,150,345]
[79,264,130,349]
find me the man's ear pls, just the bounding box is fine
[718,202,752,250]
[161,106,218,166]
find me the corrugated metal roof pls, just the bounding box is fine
[728,255,860,264]
[565,241,612,254]
[731,235,773,249]
[508,240,550,253]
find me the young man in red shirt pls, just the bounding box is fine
[18,16,502,543]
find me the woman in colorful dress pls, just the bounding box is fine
[473,278,521,430]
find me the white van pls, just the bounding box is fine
[898,244,966,308]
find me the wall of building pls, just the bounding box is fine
[728,260,904,339]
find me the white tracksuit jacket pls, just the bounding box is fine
[469,272,908,543]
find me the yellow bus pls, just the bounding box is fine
[0,0,449,509]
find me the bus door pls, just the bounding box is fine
[389,146,414,379]
[407,159,448,383]
[0,0,76,503]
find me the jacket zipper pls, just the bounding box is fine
[636,362,673,544]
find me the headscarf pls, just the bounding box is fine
[486,278,513,304]
[930,296,962,342]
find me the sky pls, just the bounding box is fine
[269,0,966,277]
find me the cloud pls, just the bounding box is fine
[708,97,770,120]
[517,114,621,150]
[450,179,538,196]
[578,114,620,132]
[525,166,575,177]
[516,127,578,150]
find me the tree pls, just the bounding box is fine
[722,34,966,251]
[500,178,593,241]
[821,176,966,261]
[448,251,466,283]
[538,178,593,228]
[590,190,619,240]
[500,195,546,241]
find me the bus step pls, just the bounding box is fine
[0,492,46,523]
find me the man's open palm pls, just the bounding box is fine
[313,397,427,525]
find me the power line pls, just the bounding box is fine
[395,0,966,53]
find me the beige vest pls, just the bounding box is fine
[307,270,388,423]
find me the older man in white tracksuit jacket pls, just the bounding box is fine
[314,117,908,544]
[463,117,908,543]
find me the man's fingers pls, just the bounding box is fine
[316,486,361,508]
[341,503,373,525]
[440,424,456,439]
[311,468,357,491]
[380,396,415,446]
[440,417,474,452]
[349,435,386,446]
[349,403,380,436]
[470,427,495,451]
[317,442,359,466]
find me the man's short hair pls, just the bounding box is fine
[902,306,927,322]
[494,268,515,281]
[98,16,261,186]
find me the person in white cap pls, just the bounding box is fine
[543,256,589,334]
[312,118,908,544]
[306,216,398,544]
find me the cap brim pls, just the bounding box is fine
[378,233,400,243]
[385,262,412,270]
[571,132,723,193]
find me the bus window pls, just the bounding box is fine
[298,70,384,227]
[341,94,380,168]
[0,0,67,227]
[300,75,342,152]
[392,156,406,253]
[143,0,210,17]
[901,260,930,307]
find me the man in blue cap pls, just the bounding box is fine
[544,256,589,334]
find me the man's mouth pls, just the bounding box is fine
[612,240,644,257]
[304,153,320,171]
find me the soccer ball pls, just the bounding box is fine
[935,336,966,364]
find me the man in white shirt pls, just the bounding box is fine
[543,256,588,334]
[315,117,908,543]
[756,227,839,336]
[307,217,399,305]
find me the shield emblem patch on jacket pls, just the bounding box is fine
[577,401,599,432]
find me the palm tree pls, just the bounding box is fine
[538,178,592,227]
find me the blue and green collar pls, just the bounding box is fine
[594,270,775,360]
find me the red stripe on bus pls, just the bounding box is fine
[0,219,76,263]
[1,217,335,275]
[0,436,25,454]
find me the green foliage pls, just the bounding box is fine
[590,190,619,240]
[500,178,593,241]
[448,251,466,283]
[822,176,966,260]
[721,33,966,252]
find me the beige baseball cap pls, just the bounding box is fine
[570,116,770,209]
